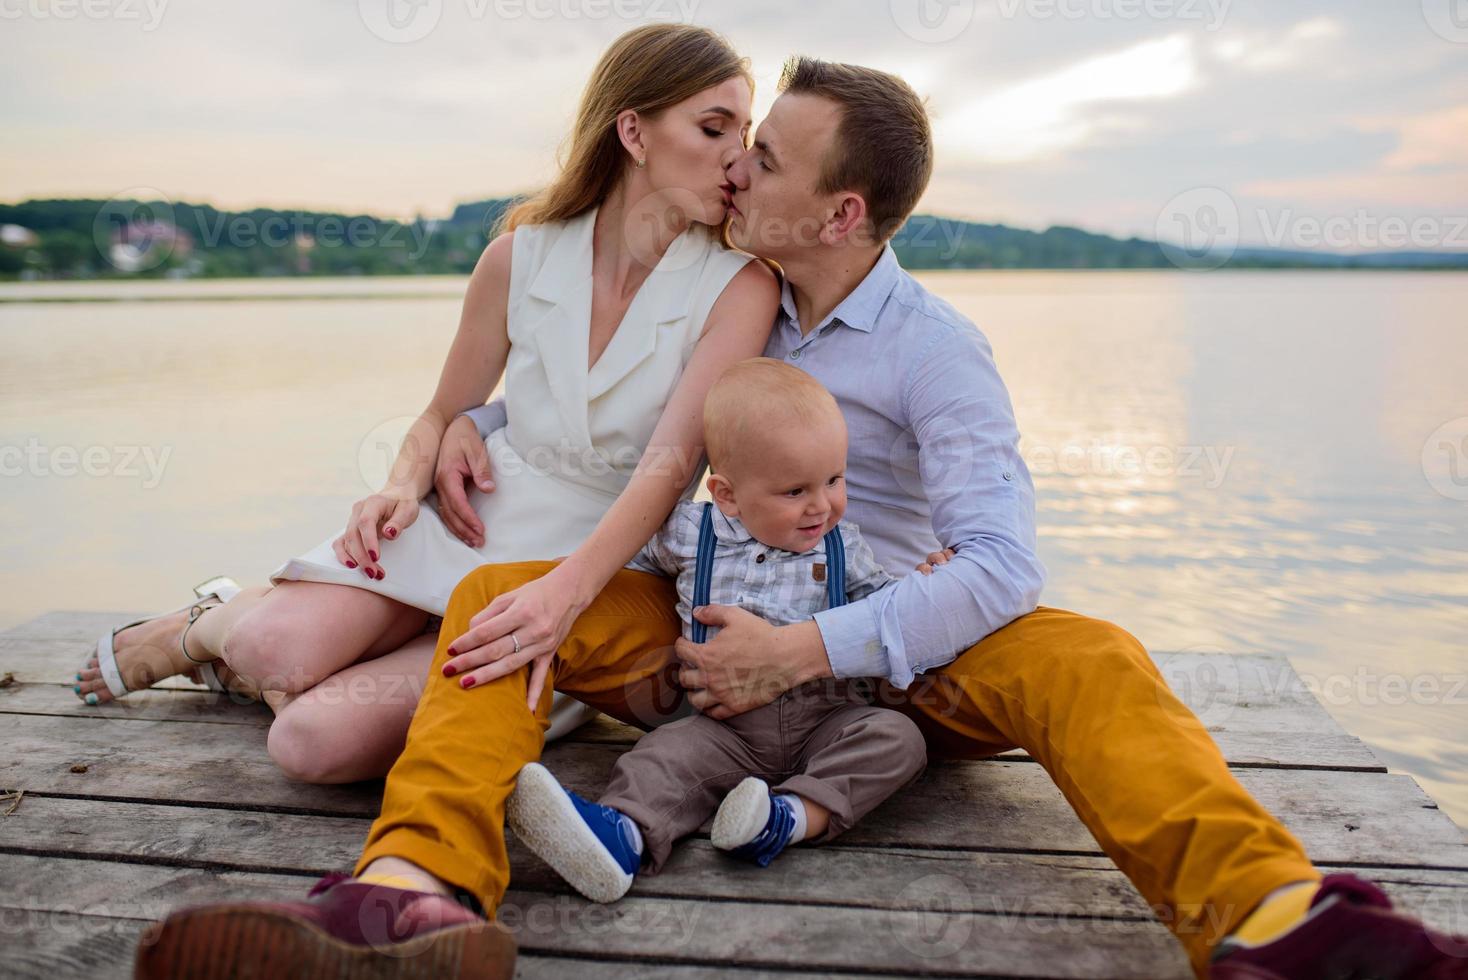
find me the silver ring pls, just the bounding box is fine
[511,632,520,655]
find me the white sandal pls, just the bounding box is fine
[88,576,242,702]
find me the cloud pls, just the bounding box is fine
[936,33,1198,164]
[1239,105,1468,214]
[1210,16,1344,72]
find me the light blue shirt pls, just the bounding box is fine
[463,245,1044,688]
[763,246,1045,688]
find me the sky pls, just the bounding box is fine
[3,0,1466,250]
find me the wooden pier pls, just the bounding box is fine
[2,609,1465,978]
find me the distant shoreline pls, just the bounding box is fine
[5,197,1467,281]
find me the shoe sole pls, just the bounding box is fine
[710,776,771,851]
[1210,895,1468,979]
[133,904,516,980]
[506,763,633,904]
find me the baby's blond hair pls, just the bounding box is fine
[703,358,844,477]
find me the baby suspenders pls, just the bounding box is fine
[690,501,846,644]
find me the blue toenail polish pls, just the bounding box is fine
[76,672,82,680]
[85,693,99,706]
[74,685,81,694]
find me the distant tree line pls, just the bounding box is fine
[1,196,1463,280]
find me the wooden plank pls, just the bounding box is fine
[0,682,273,727]
[5,796,1466,932]
[0,909,144,980]
[0,854,1194,978]
[0,711,379,815]
[0,903,902,980]
[0,678,1383,771]
[0,795,368,872]
[2,714,1463,867]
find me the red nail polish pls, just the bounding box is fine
[443,663,457,677]
[447,646,457,656]
[375,569,385,580]
[462,676,476,688]
[369,550,378,562]
[385,528,396,538]
[346,561,357,568]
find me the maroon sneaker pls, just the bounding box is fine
[134,872,516,979]
[1209,873,1468,979]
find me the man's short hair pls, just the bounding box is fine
[779,56,934,244]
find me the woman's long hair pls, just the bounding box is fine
[500,23,751,233]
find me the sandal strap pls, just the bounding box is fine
[178,598,223,665]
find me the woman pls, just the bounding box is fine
[75,23,779,785]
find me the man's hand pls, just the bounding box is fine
[434,414,495,548]
[916,547,957,575]
[674,608,830,719]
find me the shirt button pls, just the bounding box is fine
[789,349,801,360]
[755,554,766,563]
[1003,470,1014,481]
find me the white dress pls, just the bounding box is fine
[270,207,753,739]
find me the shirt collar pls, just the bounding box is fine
[778,245,901,336]
[708,506,837,559]
[710,506,754,545]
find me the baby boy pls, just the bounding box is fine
[507,357,930,902]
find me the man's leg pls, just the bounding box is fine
[877,605,1319,977]
[354,562,684,914]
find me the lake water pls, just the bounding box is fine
[2,271,1465,829]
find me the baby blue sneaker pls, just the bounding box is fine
[711,777,799,868]
[507,762,642,903]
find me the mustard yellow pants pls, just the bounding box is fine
[357,561,1319,977]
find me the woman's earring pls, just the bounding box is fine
[636,156,646,168]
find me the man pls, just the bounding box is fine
[139,59,1465,980]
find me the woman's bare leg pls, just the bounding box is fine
[208,580,429,696]
[77,580,426,704]
[265,632,437,783]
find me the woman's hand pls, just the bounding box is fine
[440,564,589,710]
[916,547,957,575]
[434,414,496,549]
[331,493,419,580]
